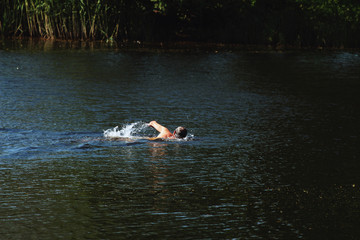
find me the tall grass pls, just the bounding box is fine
[1,0,360,47]
[0,0,145,41]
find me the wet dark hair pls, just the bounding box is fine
[174,126,187,138]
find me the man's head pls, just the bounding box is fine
[174,126,187,139]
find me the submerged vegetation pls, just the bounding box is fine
[1,0,360,48]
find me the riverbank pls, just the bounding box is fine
[2,37,359,53]
[2,1,360,49]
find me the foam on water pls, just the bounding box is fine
[103,122,149,138]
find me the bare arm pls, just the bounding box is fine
[148,121,174,139]
[148,121,166,133]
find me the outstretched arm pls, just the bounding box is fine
[148,121,166,133]
[148,121,173,138]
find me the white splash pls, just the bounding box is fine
[103,122,149,138]
[183,133,195,141]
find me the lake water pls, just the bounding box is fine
[1,40,360,239]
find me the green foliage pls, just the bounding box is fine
[1,0,360,47]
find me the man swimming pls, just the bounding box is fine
[148,121,187,139]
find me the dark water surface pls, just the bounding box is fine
[1,41,360,239]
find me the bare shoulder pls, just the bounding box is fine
[157,131,174,139]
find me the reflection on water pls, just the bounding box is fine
[0,40,359,239]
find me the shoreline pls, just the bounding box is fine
[1,37,359,52]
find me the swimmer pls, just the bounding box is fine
[148,121,187,139]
